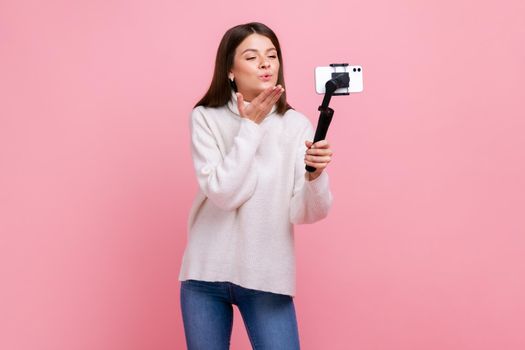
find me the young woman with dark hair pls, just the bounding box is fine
[178,22,334,350]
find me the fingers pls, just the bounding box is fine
[252,85,278,105]
[256,85,284,108]
[304,159,328,170]
[305,154,332,163]
[268,86,284,105]
[255,87,283,118]
[246,86,284,123]
[304,139,333,166]
[306,147,333,156]
[305,140,331,151]
[309,140,329,148]
[239,85,284,123]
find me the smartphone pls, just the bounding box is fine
[315,64,364,94]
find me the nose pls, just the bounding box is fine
[259,58,270,69]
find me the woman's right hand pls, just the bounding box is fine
[236,85,285,124]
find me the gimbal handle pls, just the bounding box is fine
[305,63,349,173]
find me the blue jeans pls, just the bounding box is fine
[180,279,301,350]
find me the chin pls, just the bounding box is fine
[260,81,276,88]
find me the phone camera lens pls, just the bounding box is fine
[358,68,361,72]
[353,68,357,72]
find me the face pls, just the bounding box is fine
[229,33,280,102]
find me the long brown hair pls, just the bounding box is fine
[194,22,293,115]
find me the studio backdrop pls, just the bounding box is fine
[1,0,524,349]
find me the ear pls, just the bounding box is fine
[228,72,234,81]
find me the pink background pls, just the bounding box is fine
[1,0,524,349]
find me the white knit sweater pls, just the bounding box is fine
[178,90,333,297]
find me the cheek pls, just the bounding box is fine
[234,59,251,73]
[274,63,280,77]
[238,63,258,77]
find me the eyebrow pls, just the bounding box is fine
[241,48,277,55]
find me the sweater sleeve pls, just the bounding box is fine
[289,121,334,224]
[190,107,265,211]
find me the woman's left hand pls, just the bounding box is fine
[304,140,333,181]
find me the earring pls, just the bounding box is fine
[229,75,237,91]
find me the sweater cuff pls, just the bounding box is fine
[303,170,330,195]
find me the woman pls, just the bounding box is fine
[178,22,334,350]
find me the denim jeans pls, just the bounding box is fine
[180,279,301,350]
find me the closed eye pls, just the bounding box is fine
[246,55,277,60]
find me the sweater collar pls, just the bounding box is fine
[227,89,277,117]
